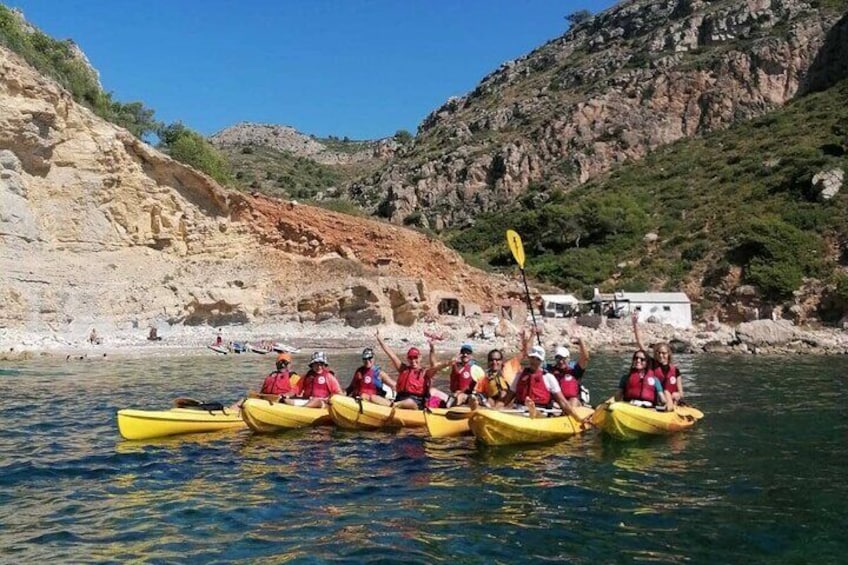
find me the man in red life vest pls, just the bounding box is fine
[512,345,585,420]
[345,347,395,406]
[548,337,589,408]
[446,343,480,407]
[375,329,447,410]
[287,351,341,408]
[259,352,299,400]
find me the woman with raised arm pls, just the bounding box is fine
[632,312,684,409]
[375,329,447,410]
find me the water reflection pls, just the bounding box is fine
[1,353,847,562]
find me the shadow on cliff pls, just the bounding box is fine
[802,12,848,94]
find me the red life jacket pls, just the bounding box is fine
[651,364,680,393]
[300,368,337,399]
[350,366,379,396]
[623,370,658,404]
[260,370,293,395]
[449,362,475,393]
[552,366,580,399]
[514,367,552,406]
[396,365,429,396]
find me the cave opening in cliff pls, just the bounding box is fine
[438,298,460,316]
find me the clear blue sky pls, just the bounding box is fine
[10,0,615,140]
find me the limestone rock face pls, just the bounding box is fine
[0,47,511,336]
[349,0,844,230]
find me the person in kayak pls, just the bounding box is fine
[445,343,478,407]
[259,353,300,400]
[375,329,446,410]
[472,348,514,408]
[548,336,589,408]
[512,345,586,420]
[632,313,684,409]
[615,349,671,409]
[345,347,395,406]
[286,351,342,408]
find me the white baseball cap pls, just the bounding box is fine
[528,345,546,361]
[555,346,571,359]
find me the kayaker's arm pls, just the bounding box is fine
[378,369,397,389]
[632,312,648,353]
[573,336,589,369]
[375,329,402,371]
[552,391,581,420]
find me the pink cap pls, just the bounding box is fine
[407,347,421,359]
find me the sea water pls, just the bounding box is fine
[0,351,846,563]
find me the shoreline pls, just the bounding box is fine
[2,316,848,362]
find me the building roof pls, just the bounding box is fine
[541,294,580,305]
[618,291,691,303]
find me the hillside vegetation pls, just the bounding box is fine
[0,5,232,184]
[219,143,382,202]
[448,77,848,320]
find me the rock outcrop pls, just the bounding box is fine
[0,47,513,337]
[209,122,397,165]
[350,0,845,230]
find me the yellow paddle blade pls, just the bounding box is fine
[470,365,485,381]
[506,229,525,269]
[502,356,521,382]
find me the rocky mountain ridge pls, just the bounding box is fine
[210,122,397,165]
[349,0,846,230]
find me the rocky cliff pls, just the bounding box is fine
[210,122,396,165]
[350,0,846,230]
[0,47,513,338]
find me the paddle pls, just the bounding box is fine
[506,229,542,346]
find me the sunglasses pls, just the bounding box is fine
[633,357,647,362]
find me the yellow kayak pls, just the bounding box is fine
[329,394,425,430]
[117,406,245,440]
[423,407,471,438]
[591,401,700,440]
[240,398,331,433]
[468,406,594,446]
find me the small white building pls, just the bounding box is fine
[593,290,692,328]
[541,294,580,318]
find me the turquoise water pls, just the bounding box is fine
[1,351,846,563]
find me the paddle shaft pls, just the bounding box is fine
[519,267,542,346]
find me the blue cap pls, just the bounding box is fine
[460,343,473,354]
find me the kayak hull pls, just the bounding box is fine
[329,395,425,430]
[117,407,245,440]
[424,408,471,438]
[241,398,331,433]
[468,407,593,446]
[592,402,699,440]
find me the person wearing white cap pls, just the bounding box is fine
[511,345,584,420]
[548,337,590,408]
[287,351,342,408]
